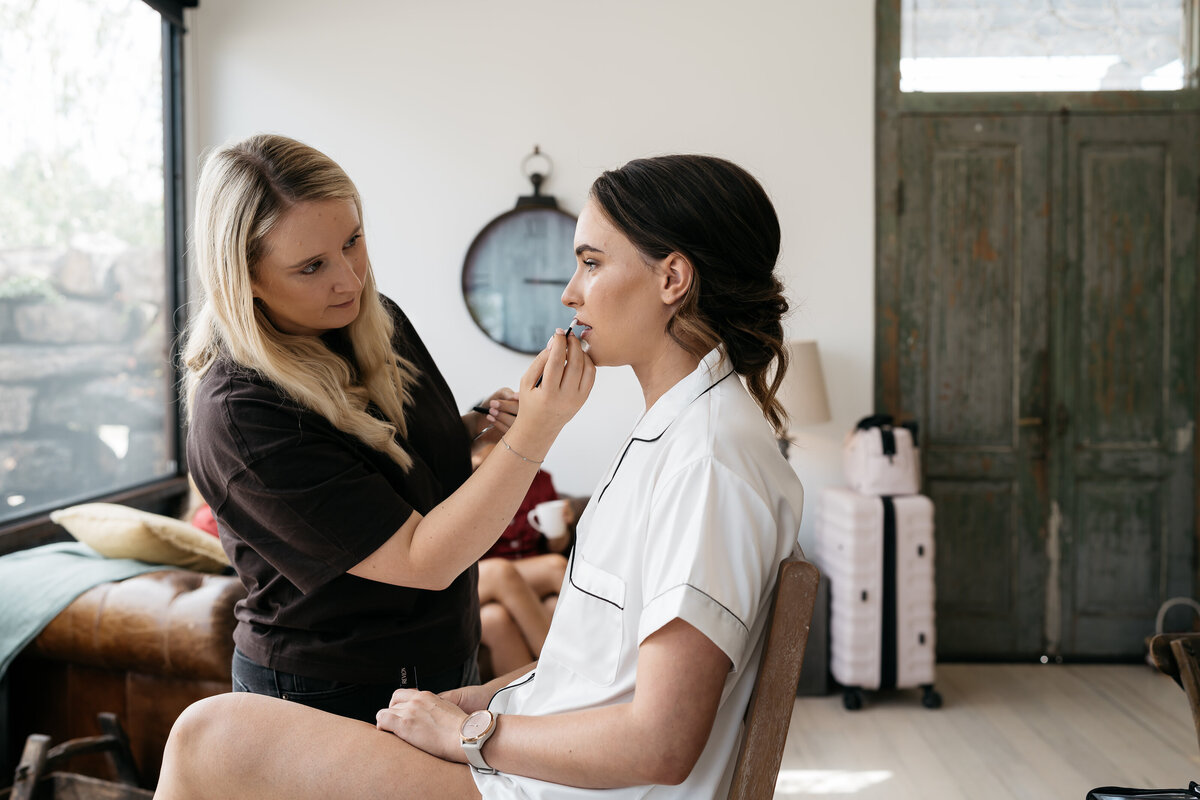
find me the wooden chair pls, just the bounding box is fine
[728,554,821,800]
[1149,632,1200,756]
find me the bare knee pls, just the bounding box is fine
[478,558,524,603]
[160,694,239,797]
[490,559,523,593]
[479,602,518,644]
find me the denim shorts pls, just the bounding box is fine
[231,647,481,725]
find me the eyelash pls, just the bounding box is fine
[583,259,599,272]
[298,234,361,275]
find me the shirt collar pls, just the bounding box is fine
[629,348,734,441]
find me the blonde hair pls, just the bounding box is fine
[183,134,418,470]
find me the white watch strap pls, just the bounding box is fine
[462,711,498,774]
[463,741,495,774]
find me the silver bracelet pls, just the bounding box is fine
[500,437,543,465]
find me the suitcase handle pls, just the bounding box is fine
[855,414,894,430]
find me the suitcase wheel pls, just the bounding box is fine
[921,684,943,709]
[842,687,865,711]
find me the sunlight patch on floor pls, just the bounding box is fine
[775,769,894,795]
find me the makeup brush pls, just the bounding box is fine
[533,324,575,388]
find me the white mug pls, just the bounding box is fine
[527,499,570,540]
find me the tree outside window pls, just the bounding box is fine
[0,0,175,525]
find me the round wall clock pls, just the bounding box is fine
[462,148,577,354]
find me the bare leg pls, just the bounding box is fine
[479,602,535,677]
[155,692,480,800]
[512,553,567,598]
[478,558,551,655]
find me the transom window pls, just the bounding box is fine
[901,0,1190,92]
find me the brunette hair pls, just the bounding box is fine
[183,134,418,470]
[589,154,790,434]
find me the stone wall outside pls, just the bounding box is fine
[0,241,174,524]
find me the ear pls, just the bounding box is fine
[658,252,693,307]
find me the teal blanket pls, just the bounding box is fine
[0,542,172,681]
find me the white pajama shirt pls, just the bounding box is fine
[473,349,805,800]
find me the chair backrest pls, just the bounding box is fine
[727,554,820,800]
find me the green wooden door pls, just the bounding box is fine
[898,115,1053,658]
[894,112,1197,659]
[1054,113,1199,657]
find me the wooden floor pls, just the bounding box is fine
[777,663,1199,799]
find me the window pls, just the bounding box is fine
[901,0,1192,92]
[0,0,188,528]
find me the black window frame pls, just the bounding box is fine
[0,0,197,556]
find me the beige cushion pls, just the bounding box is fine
[50,502,229,573]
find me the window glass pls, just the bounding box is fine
[901,0,1186,92]
[0,0,173,523]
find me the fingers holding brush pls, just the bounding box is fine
[515,327,593,437]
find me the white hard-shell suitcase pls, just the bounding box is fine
[814,487,942,710]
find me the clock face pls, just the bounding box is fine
[462,205,578,354]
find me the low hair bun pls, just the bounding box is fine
[589,154,792,435]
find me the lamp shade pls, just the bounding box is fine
[776,340,832,431]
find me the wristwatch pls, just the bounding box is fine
[460,709,499,774]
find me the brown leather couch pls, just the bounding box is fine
[6,569,244,787]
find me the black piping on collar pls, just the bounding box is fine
[594,370,734,505]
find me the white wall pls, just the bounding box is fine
[185,0,875,552]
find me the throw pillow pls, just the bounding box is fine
[50,502,229,573]
[191,503,219,537]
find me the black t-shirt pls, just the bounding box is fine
[187,297,479,684]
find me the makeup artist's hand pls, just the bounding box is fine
[504,329,595,461]
[465,387,519,439]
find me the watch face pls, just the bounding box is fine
[461,710,494,741]
[462,205,577,354]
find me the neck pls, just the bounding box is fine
[632,341,703,411]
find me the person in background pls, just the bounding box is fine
[471,440,572,677]
[180,133,593,726]
[158,152,802,799]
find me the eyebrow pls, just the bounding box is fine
[575,244,604,256]
[283,225,363,272]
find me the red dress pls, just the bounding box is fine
[482,470,559,560]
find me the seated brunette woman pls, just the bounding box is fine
[157,153,804,800]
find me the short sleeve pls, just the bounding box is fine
[217,417,413,595]
[637,458,779,673]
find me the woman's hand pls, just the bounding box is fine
[503,330,595,461]
[376,689,468,763]
[464,387,519,439]
[439,684,493,714]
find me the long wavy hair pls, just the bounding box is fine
[183,134,418,470]
[589,154,791,436]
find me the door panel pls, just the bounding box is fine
[927,145,1018,445]
[1058,114,1197,657]
[898,115,1052,658]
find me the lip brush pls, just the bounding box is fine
[533,324,575,388]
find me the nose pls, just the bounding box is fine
[561,266,582,309]
[333,253,364,291]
